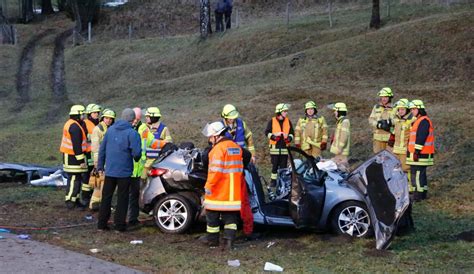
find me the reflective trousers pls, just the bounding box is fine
[270,154,288,187]
[206,210,239,240]
[65,172,85,202]
[410,165,428,194]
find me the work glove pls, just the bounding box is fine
[387,134,395,147]
[413,150,420,162]
[377,119,392,132]
[270,134,281,142]
[320,142,327,151]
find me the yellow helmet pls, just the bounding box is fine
[145,107,161,117]
[101,108,116,119]
[304,101,317,110]
[69,105,85,115]
[332,102,348,112]
[85,103,102,114]
[275,103,290,114]
[221,104,239,119]
[409,99,425,109]
[378,87,393,97]
[395,98,410,109]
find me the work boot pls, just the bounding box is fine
[65,201,75,210]
[413,192,423,202]
[222,238,234,251]
[421,191,428,200]
[198,233,219,248]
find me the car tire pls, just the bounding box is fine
[153,194,195,234]
[330,201,372,238]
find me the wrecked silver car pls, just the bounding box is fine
[139,146,409,249]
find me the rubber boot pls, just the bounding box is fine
[198,233,219,247]
[222,237,234,251]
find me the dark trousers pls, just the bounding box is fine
[224,9,232,29]
[270,154,288,187]
[128,177,140,224]
[65,172,85,202]
[81,165,94,206]
[215,11,224,32]
[206,210,239,240]
[410,165,428,193]
[98,176,131,230]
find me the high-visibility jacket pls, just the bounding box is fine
[204,139,243,211]
[407,116,434,166]
[295,115,328,151]
[368,104,395,142]
[145,122,172,159]
[60,119,88,173]
[91,121,108,167]
[265,117,294,155]
[84,119,97,152]
[133,123,161,177]
[392,113,415,154]
[330,116,350,156]
[223,118,255,156]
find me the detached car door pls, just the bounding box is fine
[346,150,410,249]
[287,147,326,228]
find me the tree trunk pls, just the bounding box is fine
[369,0,380,29]
[22,0,34,23]
[41,0,55,15]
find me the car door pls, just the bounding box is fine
[346,150,410,249]
[287,147,326,228]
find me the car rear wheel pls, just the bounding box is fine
[153,194,195,234]
[330,201,371,238]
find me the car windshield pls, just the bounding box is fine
[293,155,323,186]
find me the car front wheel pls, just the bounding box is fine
[330,201,372,238]
[153,194,195,234]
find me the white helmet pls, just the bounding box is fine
[202,121,227,137]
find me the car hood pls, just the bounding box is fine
[346,150,410,250]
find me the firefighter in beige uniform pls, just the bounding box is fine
[330,103,350,171]
[368,87,395,153]
[294,101,328,157]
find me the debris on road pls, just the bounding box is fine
[266,241,276,248]
[17,234,30,240]
[89,248,101,253]
[130,240,143,245]
[30,169,66,187]
[0,162,62,185]
[264,262,284,272]
[227,259,240,267]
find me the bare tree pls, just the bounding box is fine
[41,0,55,15]
[369,0,381,29]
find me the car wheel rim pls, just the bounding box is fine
[156,199,188,231]
[338,205,370,237]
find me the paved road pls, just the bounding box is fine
[0,232,142,273]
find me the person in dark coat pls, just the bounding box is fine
[97,108,142,232]
[215,0,226,32]
[224,0,233,30]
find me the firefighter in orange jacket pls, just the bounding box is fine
[60,105,88,209]
[407,99,435,201]
[201,121,244,250]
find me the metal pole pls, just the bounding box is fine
[88,22,91,43]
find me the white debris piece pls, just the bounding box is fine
[316,160,338,171]
[264,262,284,272]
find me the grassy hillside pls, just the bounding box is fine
[0,1,473,272]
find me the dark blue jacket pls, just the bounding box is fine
[215,0,226,12]
[98,120,142,178]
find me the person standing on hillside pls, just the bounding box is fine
[368,87,395,154]
[406,100,435,201]
[82,103,102,208]
[265,103,294,188]
[224,0,233,30]
[89,108,116,211]
[221,104,256,162]
[97,108,141,232]
[215,0,226,32]
[330,103,351,171]
[200,121,244,250]
[60,105,89,210]
[294,101,328,158]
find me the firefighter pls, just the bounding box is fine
[407,99,435,201]
[89,108,115,211]
[388,99,415,187]
[60,105,88,209]
[330,102,351,170]
[264,103,294,187]
[82,103,102,208]
[221,104,256,161]
[368,87,395,153]
[294,101,328,158]
[200,121,244,250]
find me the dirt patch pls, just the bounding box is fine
[15,29,54,111]
[320,234,354,245]
[456,230,474,242]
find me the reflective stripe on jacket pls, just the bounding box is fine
[225,118,246,147]
[204,139,243,211]
[267,117,293,155]
[407,116,434,166]
[392,113,414,154]
[330,116,350,156]
[60,119,87,155]
[91,122,108,166]
[84,119,97,152]
[295,116,328,151]
[368,104,395,142]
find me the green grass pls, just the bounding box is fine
[0,1,473,272]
